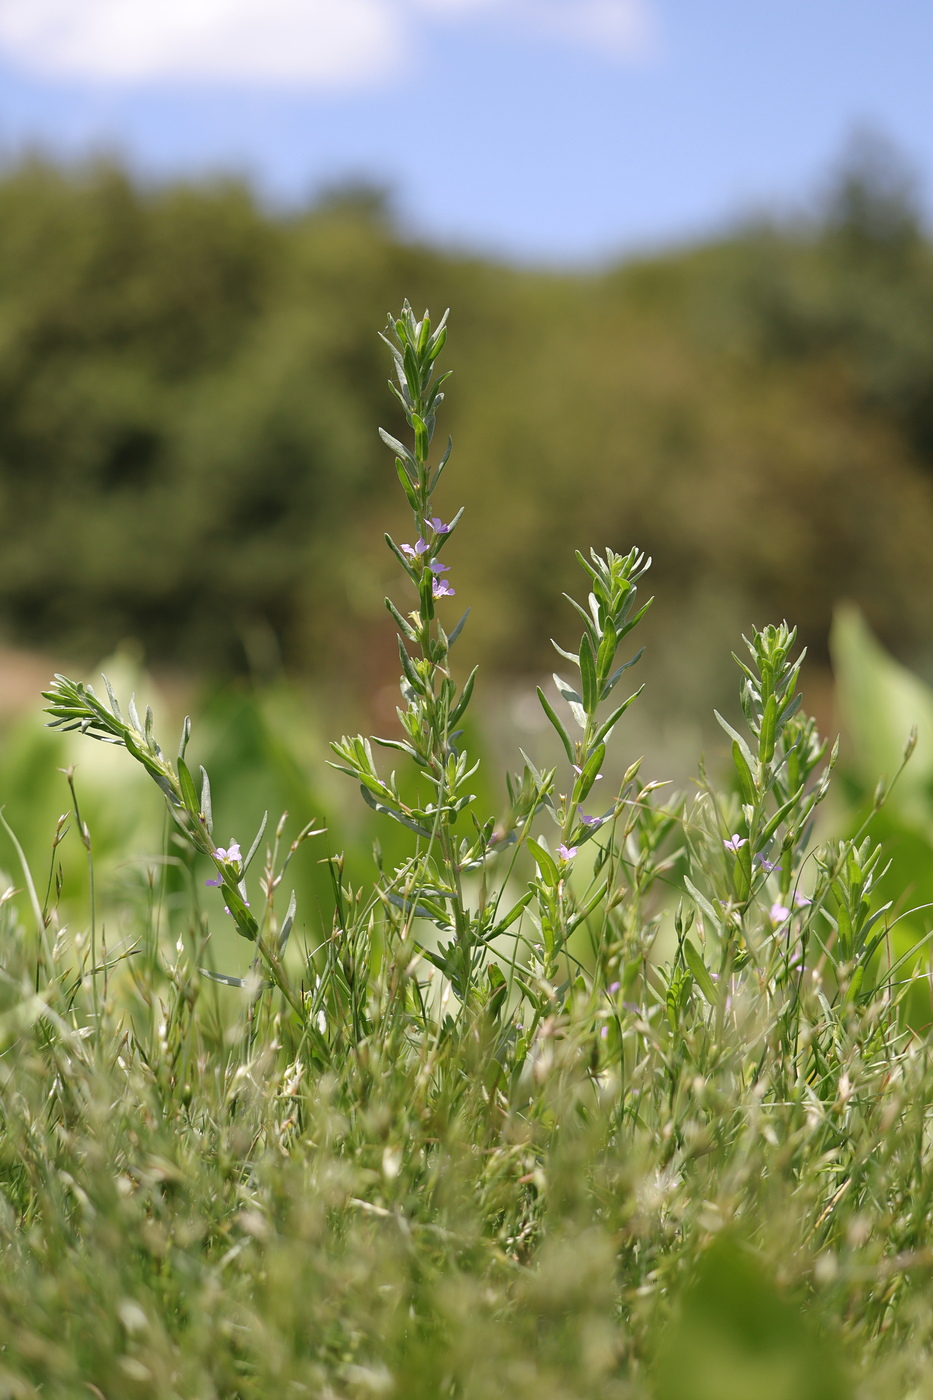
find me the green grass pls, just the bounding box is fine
[2,823,933,1400]
[3,304,933,1400]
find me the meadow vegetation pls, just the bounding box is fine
[1,300,933,1398]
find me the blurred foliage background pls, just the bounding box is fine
[0,140,931,721]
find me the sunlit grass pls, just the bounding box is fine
[1,305,933,1400]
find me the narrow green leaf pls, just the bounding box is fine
[494,889,534,933]
[579,633,598,714]
[378,426,415,467]
[385,533,417,579]
[200,969,249,989]
[566,880,610,933]
[573,743,606,804]
[447,606,470,648]
[395,456,420,507]
[527,838,559,887]
[221,884,258,941]
[385,891,453,931]
[759,784,806,845]
[732,740,756,805]
[553,673,587,730]
[102,674,123,721]
[595,625,617,683]
[359,784,433,837]
[412,411,429,459]
[199,766,213,835]
[398,639,426,695]
[0,808,46,943]
[684,876,722,930]
[601,646,643,700]
[427,324,447,361]
[683,938,717,1004]
[278,889,298,954]
[420,568,434,620]
[591,687,644,747]
[713,710,755,770]
[373,735,424,763]
[429,436,453,492]
[449,667,478,729]
[176,757,200,816]
[385,596,418,642]
[760,693,777,764]
[536,687,575,762]
[244,811,268,872]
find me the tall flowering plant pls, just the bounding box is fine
[40,301,910,1071]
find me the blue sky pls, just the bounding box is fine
[0,0,930,264]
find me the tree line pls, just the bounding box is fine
[1,148,932,705]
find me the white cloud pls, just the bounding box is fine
[0,0,656,89]
[0,0,404,86]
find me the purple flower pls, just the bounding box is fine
[572,764,603,781]
[557,843,578,860]
[793,890,812,908]
[428,558,450,574]
[608,981,621,995]
[723,834,747,853]
[770,902,791,924]
[206,840,242,888]
[753,853,781,872]
[401,538,429,559]
[429,517,451,534]
[577,807,603,828]
[432,578,455,599]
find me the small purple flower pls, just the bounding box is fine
[557,843,578,860]
[572,764,603,781]
[577,807,603,828]
[401,538,429,559]
[608,981,621,995]
[429,517,451,534]
[793,890,812,908]
[432,578,456,599]
[753,854,781,872]
[206,840,242,888]
[723,834,747,853]
[770,902,791,924]
[428,558,450,574]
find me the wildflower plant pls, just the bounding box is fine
[40,303,922,1050]
[42,670,322,1008]
[10,302,933,1397]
